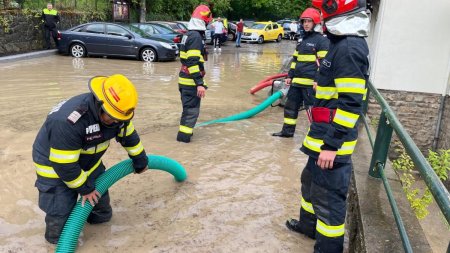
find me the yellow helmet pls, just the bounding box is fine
[88,74,138,121]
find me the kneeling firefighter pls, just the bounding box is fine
[272,7,329,138]
[285,0,370,252]
[33,74,149,244]
[176,4,212,143]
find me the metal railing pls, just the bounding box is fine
[361,81,450,253]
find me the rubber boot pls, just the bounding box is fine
[45,215,68,244]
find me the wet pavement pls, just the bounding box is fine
[0,40,320,252]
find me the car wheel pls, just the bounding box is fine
[141,47,157,62]
[228,33,235,41]
[70,43,86,58]
[276,34,282,42]
[257,36,264,44]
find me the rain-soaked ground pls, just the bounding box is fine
[0,40,320,252]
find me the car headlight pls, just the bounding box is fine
[159,42,173,49]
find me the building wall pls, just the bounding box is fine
[368,0,450,95]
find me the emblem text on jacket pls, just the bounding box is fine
[86,124,100,134]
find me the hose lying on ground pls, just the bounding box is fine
[196,89,287,128]
[55,155,187,253]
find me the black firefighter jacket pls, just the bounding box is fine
[301,35,369,163]
[33,93,148,195]
[178,30,207,90]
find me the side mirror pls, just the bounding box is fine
[126,34,132,39]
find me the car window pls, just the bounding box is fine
[266,24,272,30]
[124,25,148,37]
[107,25,130,37]
[177,23,187,30]
[273,24,278,29]
[152,24,174,34]
[138,24,156,34]
[84,24,104,34]
[283,23,291,29]
[250,23,266,30]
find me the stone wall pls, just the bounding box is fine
[0,10,106,55]
[367,89,449,155]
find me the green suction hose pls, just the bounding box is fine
[196,90,286,128]
[55,155,187,253]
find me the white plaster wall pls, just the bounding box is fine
[369,0,450,95]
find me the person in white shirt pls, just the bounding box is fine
[289,21,298,40]
[212,17,225,51]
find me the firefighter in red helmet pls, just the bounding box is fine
[176,4,212,143]
[272,8,329,138]
[285,1,370,253]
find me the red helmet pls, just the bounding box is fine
[192,4,213,24]
[300,8,321,24]
[312,0,366,20]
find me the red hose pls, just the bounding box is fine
[249,80,274,94]
[258,73,288,84]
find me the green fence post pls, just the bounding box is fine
[369,110,393,178]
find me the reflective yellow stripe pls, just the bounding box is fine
[65,171,87,188]
[180,51,187,59]
[49,148,80,164]
[284,117,297,125]
[80,140,110,154]
[301,197,315,214]
[179,125,193,134]
[86,159,102,177]
[188,65,200,74]
[187,49,201,57]
[363,88,368,101]
[316,86,338,100]
[335,78,366,94]
[302,136,357,155]
[292,78,314,85]
[117,122,135,137]
[43,9,57,15]
[35,163,59,178]
[297,54,316,62]
[290,62,296,69]
[317,50,328,58]
[124,141,144,156]
[333,108,359,128]
[316,219,345,237]
[293,50,299,57]
[178,77,196,86]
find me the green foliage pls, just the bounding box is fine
[393,147,450,220]
[0,14,13,33]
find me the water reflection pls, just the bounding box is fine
[71,58,84,70]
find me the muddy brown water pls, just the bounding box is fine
[0,41,319,252]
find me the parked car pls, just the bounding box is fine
[58,22,178,62]
[280,20,302,40]
[205,18,230,45]
[130,22,183,47]
[149,21,187,34]
[176,21,189,30]
[241,21,284,44]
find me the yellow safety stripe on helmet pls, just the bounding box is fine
[297,54,316,62]
[317,50,328,58]
[363,88,368,101]
[315,86,338,100]
[124,141,144,157]
[188,65,200,74]
[335,78,366,94]
[290,62,296,69]
[333,108,359,128]
[80,140,110,155]
[293,50,299,57]
[316,219,345,238]
[35,159,102,180]
[301,197,315,214]
[292,78,314,86]
[178,77,196,86]
[303,136,357,155]
[65,171,87,189]
[117,122,135,137]
[179,125,193,134]
[35,163,59,178]
[284,117,297,125]
[49,148,81,164]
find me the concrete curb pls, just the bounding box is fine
[0,49,58,63]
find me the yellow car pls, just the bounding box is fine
[241,21,284,44]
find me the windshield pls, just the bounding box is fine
[250,23,266,30]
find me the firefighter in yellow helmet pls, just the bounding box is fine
[32,74,149,244]
[176,4,212,143]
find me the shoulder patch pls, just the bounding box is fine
[67,111,82,124]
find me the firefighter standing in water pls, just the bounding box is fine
[285,0,370,252]
[176,4,212,143]
[272,8,329,138]
[33,74,148,244]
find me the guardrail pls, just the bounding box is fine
[361,81,450,253]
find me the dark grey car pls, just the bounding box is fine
[58,22,179,62]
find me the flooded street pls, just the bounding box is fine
[0,40,317,252]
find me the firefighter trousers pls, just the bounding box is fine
[280,86,314,135]
[177,88,201,143]
[299,157,352,253]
